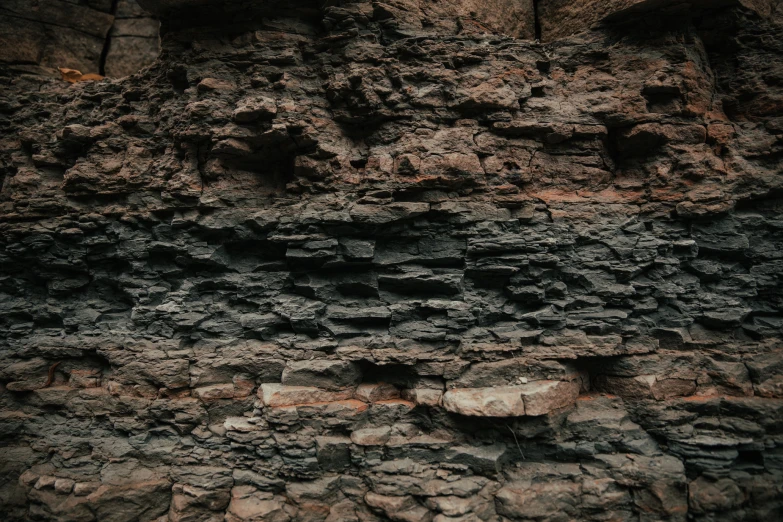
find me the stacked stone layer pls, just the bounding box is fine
[1,0,782,520]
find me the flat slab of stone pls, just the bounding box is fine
[259,384,354,408]
[521,380,581,416]
[443,385,527,416]
[355,382,400,402]
[402,388,443,407]
[442,380,580,417]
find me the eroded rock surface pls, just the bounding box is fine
[1,0,782,520]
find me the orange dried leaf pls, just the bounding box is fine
[58,67,105,83]
[59,67,82,83]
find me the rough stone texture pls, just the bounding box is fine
[538,0,782,41]
[105,0,163,77]
[0,0,160,78]
[1,0,783,521]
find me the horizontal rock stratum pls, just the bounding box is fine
[442,380,582,417]
[0,0,782,521]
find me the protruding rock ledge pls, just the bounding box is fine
[137,0,536,38]
[442,380,581,417]
[259,383,354,408]
[538,0,778,41]
[258,379,583,417]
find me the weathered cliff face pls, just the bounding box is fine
[1,0,783,521]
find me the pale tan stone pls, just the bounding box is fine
[355,382,400,402]
[351,426,392,446]
[193,383,235,401]
[259,384,354,408]
[226,485,292,522]
[232,375,255,398]
[224,417,261,433]
[365,491,433,522]
[402,388,444,407]
[443,380,580,417]
[197,77,235,92]
[54,478,75,494]
[34,475,57,490]
[442,386,527,417]
[520,380,581,416]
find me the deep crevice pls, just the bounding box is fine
[533,0,542,41]
[98,0,120,76]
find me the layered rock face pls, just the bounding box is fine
[1,0,783,521]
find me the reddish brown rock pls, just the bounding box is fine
[259,384,355,408]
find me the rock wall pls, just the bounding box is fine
[0,0,159,79]
[1,0,783,521]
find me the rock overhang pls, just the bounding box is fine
[135,0,779,40]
